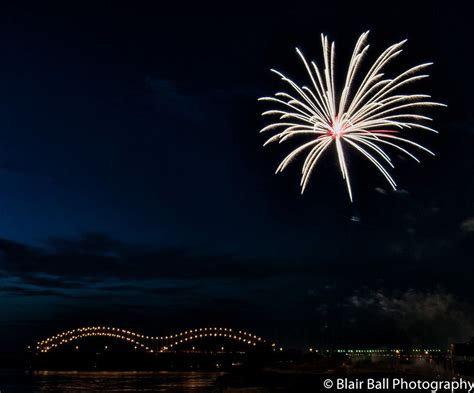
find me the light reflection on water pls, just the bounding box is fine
[2,370,226,392]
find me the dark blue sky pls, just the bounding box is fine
[1,4,473,350]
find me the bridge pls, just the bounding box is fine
[35,326,271,354]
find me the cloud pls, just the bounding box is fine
[348,289,474,345]
[0,285,66,297]
[1,230,472,345]
[460,217,474,232]
[147,286,197,295]
[20,274,84,289]
[48,233,124,255]
[93,284,144,292]
[0,284,97,300]
[0,233,317,305]
[0,233,320,283]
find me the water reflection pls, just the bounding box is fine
[3,370,225,392]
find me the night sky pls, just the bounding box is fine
[1,4,473,351]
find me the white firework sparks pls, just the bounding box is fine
[259,31,445,202]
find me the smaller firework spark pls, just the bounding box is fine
[259,31,445,201]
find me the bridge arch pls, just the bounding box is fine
[35,326,269,354]
[159,326,266,350]
[36,326,155,353]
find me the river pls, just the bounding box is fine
[0,369,228,392]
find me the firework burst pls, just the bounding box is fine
[259,31,445,201]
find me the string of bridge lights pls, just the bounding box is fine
[35,326,268,353]
[34,326,446,355]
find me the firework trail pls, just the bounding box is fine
[259,31,445,201]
